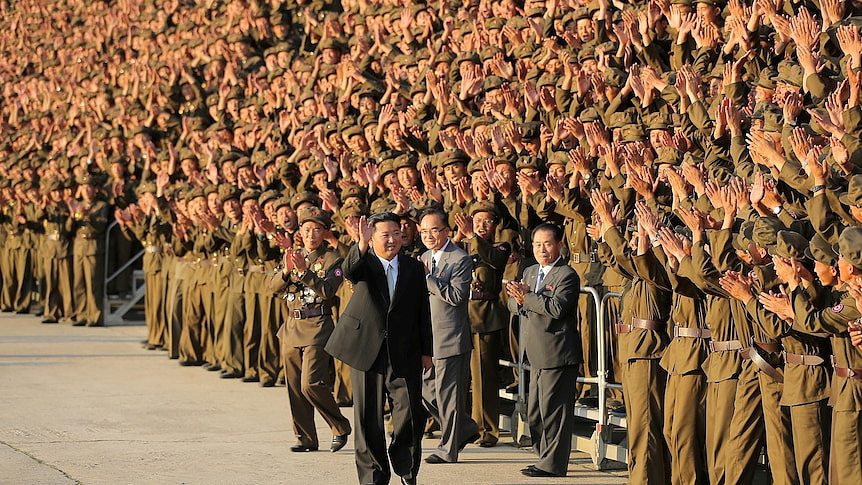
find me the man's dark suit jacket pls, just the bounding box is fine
[325,244,433,377]
[509,258,582,369]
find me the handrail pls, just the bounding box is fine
[102,220,146,323]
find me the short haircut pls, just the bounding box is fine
[531,222,563,242]
[418,208,449,228]
[368,212,401,232]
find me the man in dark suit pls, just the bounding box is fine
[506,223,581,478]
[325,212,433,485]
[418,209,480,464]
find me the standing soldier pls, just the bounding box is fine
[39,178,74,324]
[269,206,351,452]
[69,174,109,327]
[454,202,510,448]
[214,188,244,378]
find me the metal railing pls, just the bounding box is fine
[499,286,626,469]
[102,221,145,325]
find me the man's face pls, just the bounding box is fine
[372,220,402,260]
[576,19,594,41]
[419,214,449,251]
[838,258,860,283]
[397,166,419,188]
[300,220,325,250]
[207,193,222,214]
[473,211,498,240]
[814,261,839,287]
[443,163,466,184]
[532,228,562,266]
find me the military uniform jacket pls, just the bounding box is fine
[269,247,344,348]
[72,199,109,256]
[507,258,582,370]
[38,204,73,259]
[463,235,510,334]
[125,207,172,273]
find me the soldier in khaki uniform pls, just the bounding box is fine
[38,178,74,324]
[213,189,244,378]
[454,201,510,448]
[269,206,351,452]
[70,174,109,327]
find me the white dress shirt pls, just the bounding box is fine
[535,256,561,292]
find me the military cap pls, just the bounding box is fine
[77,173,101,186]
[318,38,346,52]
[298,206,332,228]
[547,151,568,166]
[580,108,602,123]
[439,149,470,167]
[235,157,252,170]
[220,187,241,203]
[772,230,809,259]
[516,155,542,171]
[655,146,683,166]
[240,190,261,203]
[608,111,632,129]
[755,68,777,89]
[578,49,595,63]
[469,200,500,218]
[761,105,784,133]
[393,153,418,171]
[370,198,396,214]
[806,233,839,266]
[340,203,366,219]
[839,174,862,207]
[525,7,545,17]
[136,181,157,195]
[605,68,627,88]
[466,158,484,174]
[341,184,367,202]
[839,227,862,270]
[777,61,804,87]
[290,191,320,210]
[307,159,326,176]
[44,177,62,191]
[620,125,645,143]
[455,52,481,66]
[272,198,291,212]
[186,187,205,202]
[521,122,542,139]
[379,159,395,178]
[733,221,755,250]
[536,72,556,88]
[571,7,591,21]
[324,120,340,136]
[259,189,280,208]
[483,76,506,92]
[645,112,672,131]
[752,217,784,249]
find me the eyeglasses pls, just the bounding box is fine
[419,228,446,237]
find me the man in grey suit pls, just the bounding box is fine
[506,223,581,478]
[418,209,480,464]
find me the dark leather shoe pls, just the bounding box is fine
[41,318,58,324]
[241,375,260,383]
[178,360,201,367]
[202,363,221,372]
[290,444,317,452]
[145,344,159,351]
[477,439,497,448]
[458,432,480,451]
[330,434,349,452]
[521,466,564,477]
[220,371,243,379]
[72,321,87,327]
[424,454,452,464]
[260,380,275,388]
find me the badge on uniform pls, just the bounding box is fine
[832,304,844,313]
[286,293,296,302]
[334,268,343,277]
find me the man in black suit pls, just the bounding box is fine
[506,223,581,478]
[325,212,433,485]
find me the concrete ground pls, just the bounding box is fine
[0,312,627,485]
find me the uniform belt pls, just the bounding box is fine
[77,233,95,239]
[247,265,266,274]
[834,366,862,379]
[673,325,712,339]
[570,252,597,264]
[292,307,332,319]
[615,318,662,334]
[709,339,743,352]
[145,245,162,254]
[783,352,826,366]
[742,339,784,383]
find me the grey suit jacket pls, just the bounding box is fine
[508,259,582,369]
[422,241,473,359]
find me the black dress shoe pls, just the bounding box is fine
[40,318,58,324]
[521,466,564,478]
[241,375,260,383]
[86,322,103,327]
[330,434,349,452]
[145,344,158,350]
[458,432,480,451]
[72,321,87,327]
[424,454,452,464]
[289,444,318,452]
[202,363,221,372]
[15,309,30,314]
[477,439,497,448]
[260,380,275,388]
[179,360,202,367]
[220,371,243,379]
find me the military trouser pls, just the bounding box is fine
[258,293,280,385]
[663,371,708,485]
[165,260,186,359]
[200,284,216,366]
[72,253,104,325]
[0,246,13,310]
[243,289,267,380]
[144,269,164,346]
[788,399,830,485]
[43,256,73,321]
[829,408,861,483]
[179,281,205,364]
[705,378,737,485]
[13,247,33,312]
[470,330,502,445]
[622,358,669,484]
[282,344,351,448]
[603,287,625,405]
[725,364,798,485]
[220,289,245,374]
[576,291,597,399]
